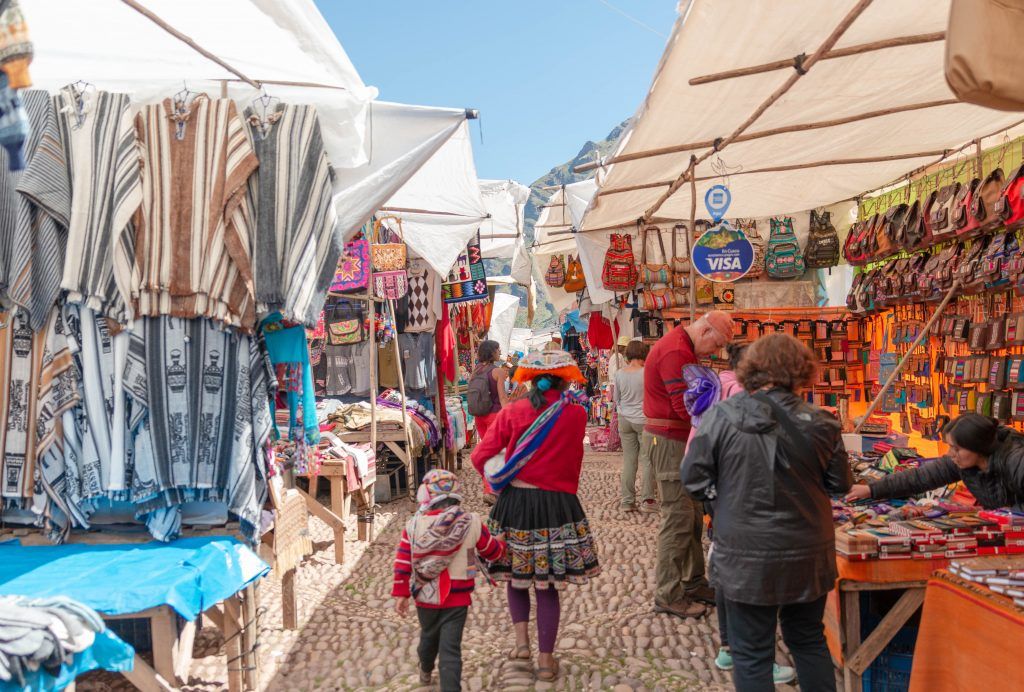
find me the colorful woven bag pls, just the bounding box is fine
[331,237,370,293]
[602,233,639,292]
[545,255,566,287]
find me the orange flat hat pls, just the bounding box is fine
[512,349,587,385]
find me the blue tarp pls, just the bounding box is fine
[0,537,269,621]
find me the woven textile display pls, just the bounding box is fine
[443,232,489,305]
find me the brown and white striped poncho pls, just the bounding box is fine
[242,103,340,328]
[133,95,259,331]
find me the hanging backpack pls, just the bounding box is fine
[973,168,1006,233]
[736,218,766,278]
[563,255,587,292]
[545,254,566,288]
[602,233,639,292]
[765,217,805,279]
[670,223,691,289]
[467,364,496,417]
[996,164,1024,230]
[804,209,840,269]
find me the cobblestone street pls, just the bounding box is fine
[82,447,801,691]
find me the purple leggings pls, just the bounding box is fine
[507,584,561,653]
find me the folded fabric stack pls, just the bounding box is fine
[0,595,105,686]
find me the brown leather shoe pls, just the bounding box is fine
[685,584,716,605]
[653,598,708,619]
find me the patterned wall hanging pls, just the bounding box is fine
[442,232,489,305]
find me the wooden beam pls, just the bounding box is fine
[643,0,876,224]
[122,654,175,692]
[842,590,862,692]
[574,99,958,173]
[847,588,926,675]
[687,158,697,320]
[149,606,178,687]
[120,0,260,88]
[689,31,945,86]
[224,597,244,692]
[281,568,298,630]
[174,619,197,685]
[297,487,345,531]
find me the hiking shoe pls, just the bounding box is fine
[653,598,707,619]
[483,493,498,506]
[714,647,733,670]
[772,663,796,684]
[621,503,638,512]
[639,499,660,514]
[685,584,716,605]
[418,667,433,684]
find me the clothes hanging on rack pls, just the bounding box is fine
[45,86,140,325]
[134,95,258,330]
[404,258,443,332]
[243,103,339,328]
[0,89,65,330]
[399,332,436,393]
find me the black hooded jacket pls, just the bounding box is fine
[869,427,1024,510]
[681,389,852,605]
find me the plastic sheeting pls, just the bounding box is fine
[486,293,521,356]
[0,538,269,621]
[5,629,136,692]
[581,0,1024,230]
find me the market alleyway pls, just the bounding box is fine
[83,446,801,691]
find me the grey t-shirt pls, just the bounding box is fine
[614,368,646,425]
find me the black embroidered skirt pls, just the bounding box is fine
[487,485,600,590]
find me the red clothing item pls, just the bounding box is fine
[436,306,456,384]
[643,325,697,441]
[391,510,505,609]
[470,391,587,494]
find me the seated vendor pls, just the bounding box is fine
[846,414,1024,510]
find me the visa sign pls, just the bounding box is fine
[691,221,755,283]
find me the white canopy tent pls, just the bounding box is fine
[26,0,480,265]
[479,179,532,286]
[580,0,1024,231]
[486,293,522,356]
[532,179,599,312]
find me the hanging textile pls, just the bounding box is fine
[405,258,442,332]
[1,89,67,330]
[243,103,340,327]
[442,232,488,305]
[121,315,274,540]
[134,95,258,330]
[42,86,141,324]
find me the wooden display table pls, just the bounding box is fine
[825,555,950,692]
[909,570,1024,691]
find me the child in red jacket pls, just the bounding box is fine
[393,470,505,691]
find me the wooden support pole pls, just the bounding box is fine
[387,298,417,498]
[576,99,957,174]
[689,31,945,86]
[173,619,196,685]
[687,158,697,320]
[855,281,961,432]
[224,597,243,692]
[846,588,925,675]
[597,150,948,200]
[122,654,175,692]
[241,584,260,692]
[281,569,298,631]
[119,0,261,88]
[642,0,875,224]
[149,606,177,687]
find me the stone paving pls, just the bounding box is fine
[80,447,804,691]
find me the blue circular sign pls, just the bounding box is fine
[704,185,732,222]
[692,221,754,283]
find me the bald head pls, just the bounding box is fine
[685,310,735,357]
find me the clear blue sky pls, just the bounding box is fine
[316,1,678,185]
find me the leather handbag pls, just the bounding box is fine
[563,254,587,292]
[331,236,371,293]
[371,216,408,271]
[602,233,639,291]
[843,220,865,265]
[990,356,1008,389]
[953,235,990,293]
[972,168,1006,232]
[954,178,983,238]
[936,241,966,292]
[861,213,881,260]
[901,199,929,251]
[875,204,907,259]
[981,230,1018,290]
[994,391,1012,422]
[996,164,1024,230]
[545,254,566,287]
[1007,313,1024,345]
[987,316,1007,351]
[640,225,673,286]
[968,321,991,350]
[670,223,692,287]
[930,180,962,241]
[736,219,765,278]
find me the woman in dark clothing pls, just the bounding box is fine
[846,414,1024,509]
[681,334,852,692]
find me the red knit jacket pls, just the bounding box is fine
[392,510,505,609]
[643,325,697,442]
[470,390,587,494]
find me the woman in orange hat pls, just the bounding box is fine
[471,349,601,682]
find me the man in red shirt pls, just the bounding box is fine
[644,310,735,619]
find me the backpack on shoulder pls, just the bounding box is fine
[467,365,495,417]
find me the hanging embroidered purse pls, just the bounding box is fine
[326,301,365,345]
[640,287,678,312]
[736,218,766,277]
[331,237,371,293]
[546,254,567,287]
[563,254,587,292]
[374,270,409,300]
[640,225,673,286]
[371,216,408,271]
[671,223,692,286]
